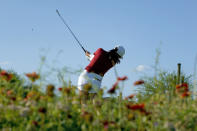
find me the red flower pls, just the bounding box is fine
[125,94,135,100]
[25,72,40,82]
[117,76,128,81]
[133,80,144,86]
[0,70,13,81]
[127,103,145,110]
[58,88,62,91]
[176,83,188,89]
[108,81,119,94]
[181,91,191,98]
[126,103,150,115]
[176,83,189,92]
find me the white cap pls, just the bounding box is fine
[115,45,125,58]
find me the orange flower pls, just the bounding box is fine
[181,91,191,98]
[117,76,128,81]
[58,87,62,91]
[0,70,13,81]
[133,80,144,86]
[126,103,150,115]
[25,72,40,82]
[176,83,188,89]
[176,83,189,92]
[127,103,145,110]
[125,94,135,100]
[175,83,191,99]
[107,81,119,94]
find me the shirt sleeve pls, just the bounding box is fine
[86,48,102,61]
[94,48,102,55]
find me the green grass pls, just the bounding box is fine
[0,68,196,131]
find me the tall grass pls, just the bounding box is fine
[0,64,195,131]
[0,48,196,130]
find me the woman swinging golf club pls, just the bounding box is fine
[78,46,125,95]
[56,10,125,96]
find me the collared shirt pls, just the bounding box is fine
[85,48,113,76]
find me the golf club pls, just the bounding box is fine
[56,9,87,53]
[56,9,119,79]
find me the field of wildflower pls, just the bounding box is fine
[0,64,196,131]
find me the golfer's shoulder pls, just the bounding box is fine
[94,48,107,55]
[96,48,106,52]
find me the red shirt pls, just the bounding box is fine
[85,48,113,76]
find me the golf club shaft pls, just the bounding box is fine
[56,9,86,53]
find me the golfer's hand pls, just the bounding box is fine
[85,51,90,57]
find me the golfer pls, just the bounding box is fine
[78,45,125,94]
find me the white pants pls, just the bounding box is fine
[78,70,103,93]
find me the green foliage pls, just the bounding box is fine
[0,67,196,131]
[137,70,192,100]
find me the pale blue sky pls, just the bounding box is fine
[0,1,197,96]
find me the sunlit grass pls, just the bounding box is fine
[0,66,196,130]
